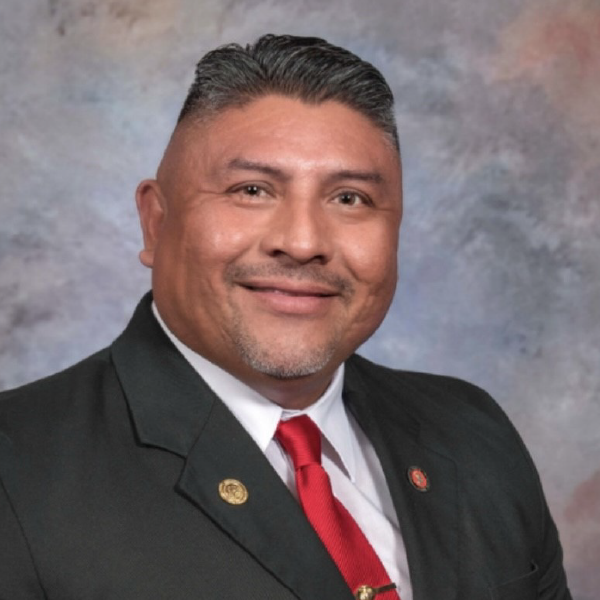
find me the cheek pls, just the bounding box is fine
[177,208,254,264]
[346,227,399,292]
[342,226,399,335]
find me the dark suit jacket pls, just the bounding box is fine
[0,294,570,599]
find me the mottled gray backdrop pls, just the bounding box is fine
[1,0,599,597]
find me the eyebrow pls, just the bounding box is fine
[225,158,386,186]
[226,159,289,181]
[323,170,385,185]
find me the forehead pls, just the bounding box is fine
[173,95,400,179]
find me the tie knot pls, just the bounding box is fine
[275,415,322,469]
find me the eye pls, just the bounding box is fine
[334,191,370,207]
[228,183,273,202]
[240,184,265,197]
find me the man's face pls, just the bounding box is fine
[137,95,402,405]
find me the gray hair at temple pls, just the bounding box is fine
[177,34,400,152]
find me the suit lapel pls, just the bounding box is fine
[344,358,459,600]
[112,294,352,600]
[177,398,352,600]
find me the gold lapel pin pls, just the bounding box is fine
[218,478,249,505]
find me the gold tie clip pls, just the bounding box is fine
[354,583,397,599]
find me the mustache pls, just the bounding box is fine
[226,263,355,298]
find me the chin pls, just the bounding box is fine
[237,343,336,381]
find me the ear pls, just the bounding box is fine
[136,179,166,268]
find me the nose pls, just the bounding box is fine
[259,194,333,265]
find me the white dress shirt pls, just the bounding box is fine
[153,304,413,600]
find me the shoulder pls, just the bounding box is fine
[0,345,135,525]
[345,354,531,468]
[0,347,117,448]
[346,353,504,418]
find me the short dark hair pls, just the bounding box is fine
[178,34,399,151]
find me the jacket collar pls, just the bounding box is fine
[111,292,212,456]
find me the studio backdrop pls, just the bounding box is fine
[0,1,598,598]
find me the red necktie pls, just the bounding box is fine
[276,415,400,600]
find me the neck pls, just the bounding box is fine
[239,369,336,410]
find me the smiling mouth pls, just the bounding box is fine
[237,282,340,316]
[243,285,335,297]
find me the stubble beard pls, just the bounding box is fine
[223,262,355,379]
[229,310,341,379]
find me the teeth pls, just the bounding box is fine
[272,289,304,296]
[248,286,326,297]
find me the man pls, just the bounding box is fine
[0,34,570,600]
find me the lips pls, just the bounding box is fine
[238,281,339,315]
[242,284,336,297]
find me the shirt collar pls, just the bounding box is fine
[152,302,356,480]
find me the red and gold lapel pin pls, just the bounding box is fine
[407,466,430,492]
